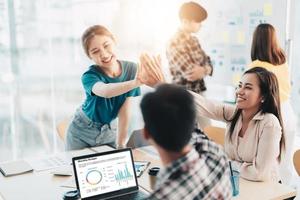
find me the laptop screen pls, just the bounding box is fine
[73,148,138,199]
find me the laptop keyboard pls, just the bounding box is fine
[109,191,148,200]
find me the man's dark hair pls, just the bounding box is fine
[179,1,207,22]
[140,84,196,152]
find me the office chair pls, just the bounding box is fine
[203,125,226,146]
[126,129,149,149]
[293,149,300,176]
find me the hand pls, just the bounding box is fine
[138,53,165,87]
[184,66,206,82]
[136,62,146,85]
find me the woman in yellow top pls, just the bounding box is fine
[249,23,297,184]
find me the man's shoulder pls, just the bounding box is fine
[193,131,227,161]
[167,35,179,49]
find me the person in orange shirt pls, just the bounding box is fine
[249,23,297,185]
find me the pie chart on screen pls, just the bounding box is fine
[86,170,102,185]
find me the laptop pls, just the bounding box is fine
[72,148,149,200]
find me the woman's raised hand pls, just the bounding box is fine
[138,53,165,87]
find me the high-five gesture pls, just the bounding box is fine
[138,53,165,87]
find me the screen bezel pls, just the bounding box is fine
[72,147,139,200]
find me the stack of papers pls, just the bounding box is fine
[26,155,70,171]
[0,145,115,177]
[26,148,97,171]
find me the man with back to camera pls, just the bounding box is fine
[166,1,213,129]
[140,84,232,200]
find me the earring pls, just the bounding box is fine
[261,99,264,103]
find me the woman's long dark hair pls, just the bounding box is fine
[225,67,285,161]
[251,23,286,65]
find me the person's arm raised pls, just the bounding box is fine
[92,68,142,98]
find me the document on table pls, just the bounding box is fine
[89,145,114,153]
[60,177,76,188]
[26,148,95,171]
[64,148,96,164]
[24,146,112,172]
[26,154,69,171]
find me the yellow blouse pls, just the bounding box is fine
[248,60,291,102]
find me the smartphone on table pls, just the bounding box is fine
[134,161,150,177]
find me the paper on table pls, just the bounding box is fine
[65,148,96,164]
[51,165,73,176]
[26,154,69,171]
[0,160,33,177]
[60,177,76,188]
[26,148,95,171]
[89,145,114,153]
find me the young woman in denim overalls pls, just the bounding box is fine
[66,25,141,150]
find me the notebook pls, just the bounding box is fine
[0,160,33,177]
[72,148,149,200]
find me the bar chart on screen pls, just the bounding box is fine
[114,164,134,185]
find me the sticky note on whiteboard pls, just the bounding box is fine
[232,73,241,85]
[237,31,245,45]
[263,3,272,16]
[222,31,229,43]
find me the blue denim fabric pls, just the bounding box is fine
[66,107,117,150]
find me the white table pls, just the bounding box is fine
[0,145,297,200]
[136,146,297,200]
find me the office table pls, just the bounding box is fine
[233,179,297,200]
[0,145,297,200]
[135,146,297,200]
